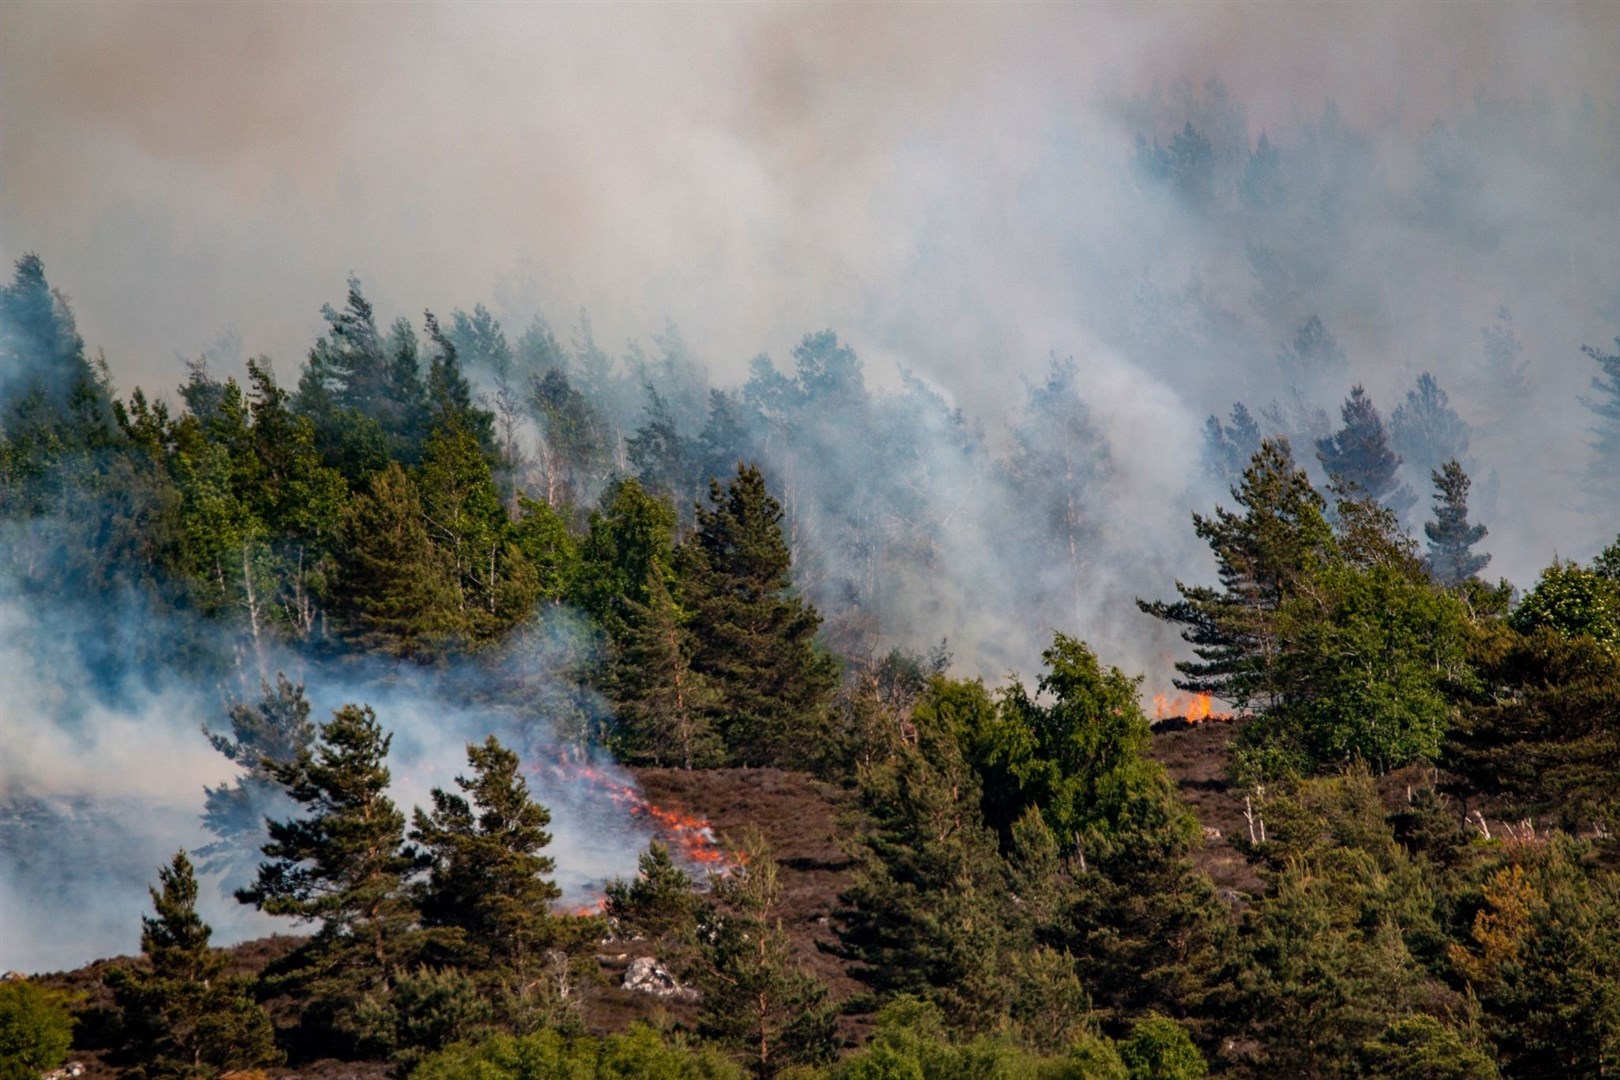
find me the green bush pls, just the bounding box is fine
[1117,1014,1205,1080]
[410,1025,745,1080]
[0,981,76,1080]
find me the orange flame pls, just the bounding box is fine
[1151,691,1229,722]
[527,756,739,918]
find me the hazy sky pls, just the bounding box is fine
[3,2,1615,389]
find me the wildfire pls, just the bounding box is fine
[529,756,734,873]
[1151,691,1230,723]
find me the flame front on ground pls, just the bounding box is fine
[1152,691,1229,722]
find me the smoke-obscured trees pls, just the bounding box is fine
[1424,460,1491,587]
[201,674,316,878]
[1316,385,1415,516]
[1581,333,1620,509]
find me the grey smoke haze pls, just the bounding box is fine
[5,1,1620,968]
[0,568,657,973]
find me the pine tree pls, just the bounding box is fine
[337,462,459,656]
[111,851,279,1078]
[416,422,513,641]
[1582,334,1620,509]
[1202,402,1262,488]
[696,831,837,1077]
[681,463,838,768]
[571,476,678,642]
[1423,460,1489,586]
[604,841,699,946]
[609,569,723,768]
[200,674,316,878]
[1316,385,1414,514]
[830,715,1010,1031]
[423,312,497,456]
[238,705,418,1032]
[1391,373,1470,486]
[1139,439,1335,710]
[410,736,562,979]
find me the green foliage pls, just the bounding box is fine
[109,851,279,1078]
[1449,838,1620,1076]
[0,981,75,1080]
[827,997,1124,1080]
[1223,772,1460,1076]
[985,634,1197,863]
[237,704,417,1038]
[1424,459,1489,586]
[680,463,838,769]
[696,831,837,1076]
[831,715,1010,1031]
[573,476,678,641]
[1358,1016,1498,1079]
[410,736,562,978]
[357,966,494,1065]
[1447,625,1620,832]
[608,569,723,769]
[1257,557,1471,773]
[338,462,460,656]
[604,841,699,946]
[1139,438,1334,710]
[410,1025,747,1080]
[1116,1015,1205,1080]
[1509,559,1620,651]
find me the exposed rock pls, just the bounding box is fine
[621,956,696,1001]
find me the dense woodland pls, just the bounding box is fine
[9,90,1620,1079]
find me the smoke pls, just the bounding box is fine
[5,1,1620,966]
[0,557,655,974]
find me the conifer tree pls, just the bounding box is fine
[570,476,677,642]
[1139,439,1334,709]
[201,674,316,877]
[337,462,459,656]
[609,569,722,769]
[681,463,838,768]
[410,736,561,979]
[238,705,418,1032]
[423,312,497,456]
[112,851,279,1078]
[604,841,699,946]
[1581,334,1620,508]
[696,831,837,1077]
[1316,385,1414,514]
[1423,460,1489,586]
[1390,372,1470,486]
[1202,402,1263,488]
[831,711,1010,1031]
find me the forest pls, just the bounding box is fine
[7,68,1620,1080]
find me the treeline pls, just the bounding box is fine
[11,232,1620,1080]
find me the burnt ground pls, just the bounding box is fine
[36,725,1260,1075]
[1146,718,1264,897]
